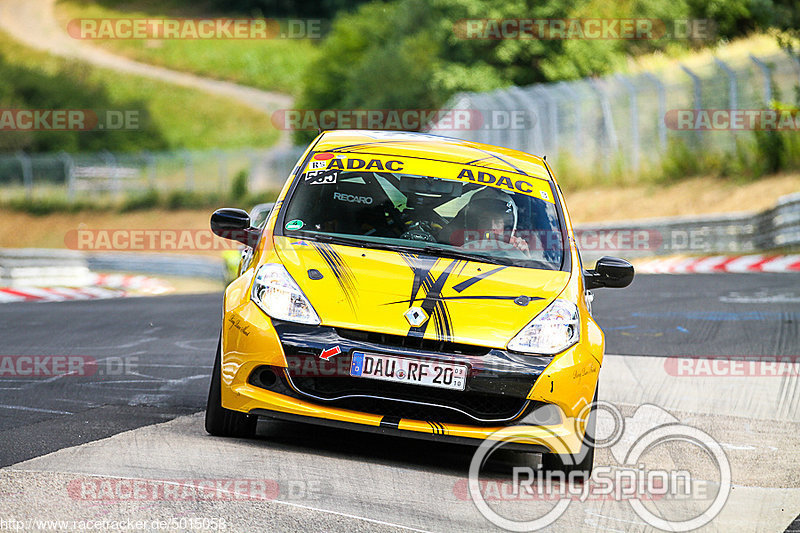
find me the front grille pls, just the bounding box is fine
[285,373,529,425]
[336,328,491,356]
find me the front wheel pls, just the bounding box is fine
[205,339,257,438]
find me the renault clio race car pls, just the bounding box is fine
[206,130,633,476]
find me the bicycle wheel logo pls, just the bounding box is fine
[466,402,731,531]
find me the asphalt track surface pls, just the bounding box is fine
[1,273,799,531]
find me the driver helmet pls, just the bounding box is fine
[464,187,518,242]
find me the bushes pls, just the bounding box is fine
[656,104,800,183]
[295,0,782,146]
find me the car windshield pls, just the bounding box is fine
[280,162,564,270]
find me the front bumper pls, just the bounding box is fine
[220,300,601,455]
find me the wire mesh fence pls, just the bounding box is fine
[428,51,800,177]
[0,146,305,202]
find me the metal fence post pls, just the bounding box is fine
[713,58,739,152]
[588,79,618,173]
[217,150,228,194]
[143,150,156,189]
[183,150,194,192]
[531,86,558,156]
[58,151,75,200]
[642,73,667,150]
[680,64,702,110]
[714,57,738,110]
[495,90,523,151]
[101,150,118,196]
[510,86,544,156]
[15,151,33,200]
[556,81,583,158]
[789,51,800,88]
[750,54,773,105]
[615,75,640,173]
[680,64,703,146]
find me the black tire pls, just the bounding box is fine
[541,387,598,481]
[205,340,257,438]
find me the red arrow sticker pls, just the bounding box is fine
[319,346,341,361]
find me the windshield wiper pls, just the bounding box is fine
[298,232,369,248]
[296,232,511,266]
[419,246,512,266]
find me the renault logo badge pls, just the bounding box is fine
[404,306,428,327]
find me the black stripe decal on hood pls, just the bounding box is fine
[400,255,460,341]
[311,242,357,312]
[452,266,506,293]
[382,294,544,305]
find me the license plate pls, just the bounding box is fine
[349,351,467,391]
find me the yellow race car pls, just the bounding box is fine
[206,130,633,477]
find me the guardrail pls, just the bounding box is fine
[0,248,226,285]
[86,253,226,281]
[575,191,800,264]
[0,248,94,287]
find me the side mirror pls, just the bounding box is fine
[210,208,261,247]
[584,256,634,290]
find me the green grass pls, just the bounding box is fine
[0,29,278,150]
[57,0,320,96]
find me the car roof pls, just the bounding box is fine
[312,130,552,182]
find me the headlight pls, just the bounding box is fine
[251,264,320,325]
[507,299,579,355]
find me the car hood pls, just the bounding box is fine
[273,236,571,349]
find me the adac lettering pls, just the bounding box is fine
[456,168,533,194]
[327,158,404,171]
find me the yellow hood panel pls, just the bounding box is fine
[273,236,570,349]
